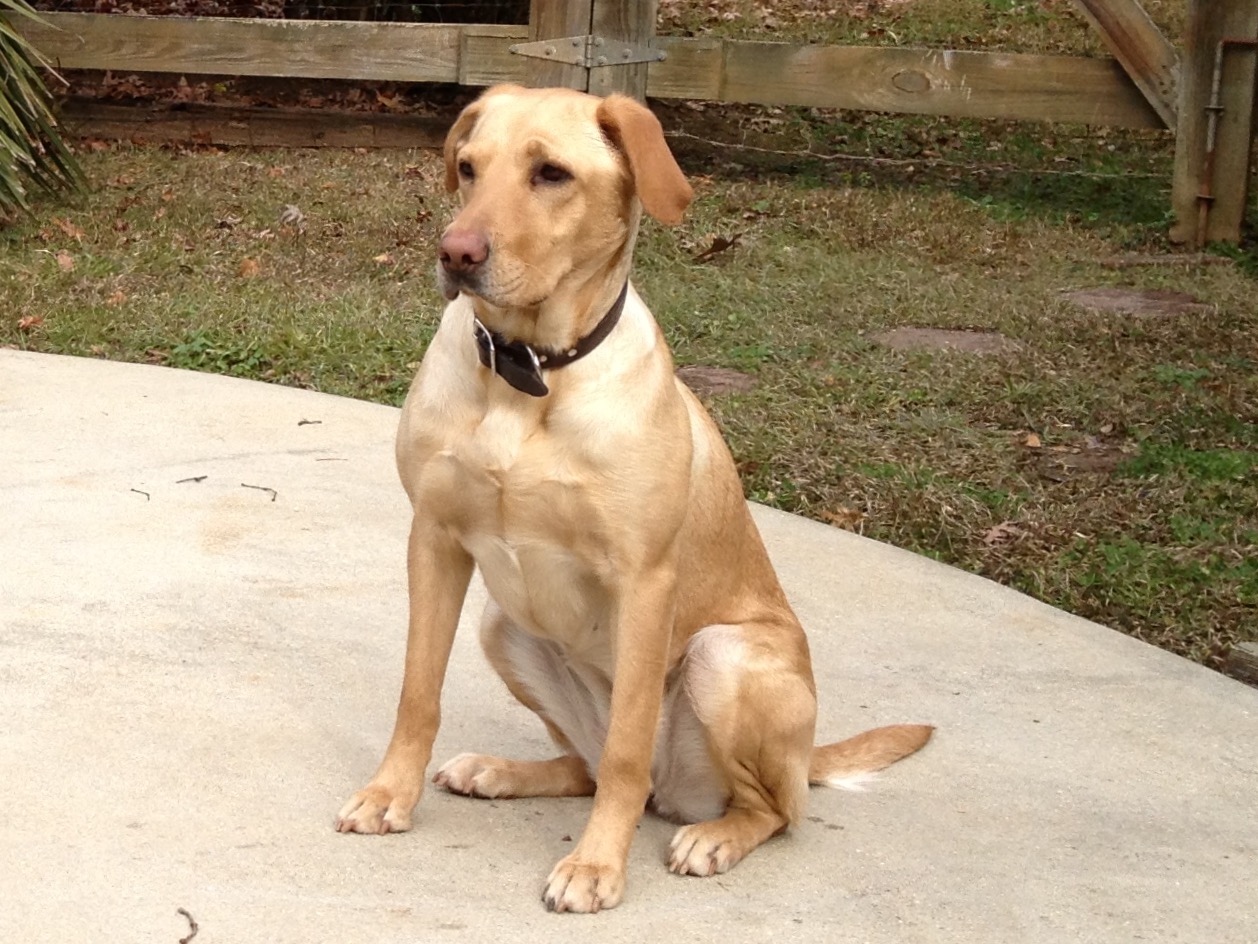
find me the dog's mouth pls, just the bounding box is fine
[437,263,472,302]
[437,265,546,310]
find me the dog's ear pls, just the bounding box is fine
[443,100,484,193]
[597,94,693,226]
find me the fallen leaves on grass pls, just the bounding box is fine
[692,233,743,263]
[821,506,867,532]
[278,204,306,229]
[373,251,395,265]
[238,257,261,278]
[53,218,85,241]
[17,315,44,332]
[55,250,75,271]
[982,521,1025,546]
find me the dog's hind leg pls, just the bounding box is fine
[434,753,594,799]
[660,622,818,877]
[432,602,603,800]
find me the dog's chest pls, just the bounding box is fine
[416,402,613,652]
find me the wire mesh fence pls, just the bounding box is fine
[33,1,528,23]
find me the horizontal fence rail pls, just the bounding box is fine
[13,12,1164,128]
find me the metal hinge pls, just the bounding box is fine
[508,35,666,68]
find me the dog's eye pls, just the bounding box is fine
[457,160,475,181]
[534,163,571,186]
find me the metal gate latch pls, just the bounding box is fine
[509,35,666,67]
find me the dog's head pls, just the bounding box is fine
[436,85,693,308]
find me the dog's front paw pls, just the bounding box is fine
[542,852,626,913]
[335,782,419,835]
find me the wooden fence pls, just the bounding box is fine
[9,0,1258,246]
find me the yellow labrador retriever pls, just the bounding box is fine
[336,84,932,913]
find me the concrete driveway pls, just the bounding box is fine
[2,349,1255,943]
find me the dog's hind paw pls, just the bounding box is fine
[334,783,417,835]
[667,823,743,876]
[432,753,511,798]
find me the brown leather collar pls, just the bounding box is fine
[473,282,629,397]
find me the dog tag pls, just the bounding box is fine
[474,319,550,397]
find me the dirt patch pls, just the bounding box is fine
[1026,440,1129,482]
[1062,288,1212,317]
[869,327,1020,355]
[1099,253,1234,269]
[676,366,758,396]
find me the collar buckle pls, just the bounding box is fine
[472,282,628,398]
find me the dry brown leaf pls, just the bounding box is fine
[278,205,305,228]
[54,218,85,241]
[1023,432,1042,448]
[17,315,44,331]
[268,166,286,178]
[376,91,405,112]
[55,250,75,271]
[693,232,744,263]
[105,290,127,306]
[821,506,867,531]
[373,252,395,265]
[982,521,1024,546]
[238,258,261,278]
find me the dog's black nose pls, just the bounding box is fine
[439,228,490,275]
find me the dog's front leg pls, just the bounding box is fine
[543,565,676,913]
[336,515,473,835]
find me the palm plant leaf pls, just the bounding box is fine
[0,0,85,218]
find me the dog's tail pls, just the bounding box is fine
[809,724,934,790]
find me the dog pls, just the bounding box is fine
[335,84,932,913]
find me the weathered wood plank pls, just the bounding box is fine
[1170,0,1258,246]
[526,0,592,90]
[648,36,722,101]
[11,12,1164,129]
[18,12,462,82]
[459,24,528,87]
[588,0,656,99]
[1226,642,1258,686]
[59,99,448,148]
[673,42,1162,128]
[1073,0,1180,128]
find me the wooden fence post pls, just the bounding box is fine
[522,0,657,98]
[588,0,657,100]
[1170,0,1258,246]
[525,0,592,90]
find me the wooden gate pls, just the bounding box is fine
[10,0,1258,246]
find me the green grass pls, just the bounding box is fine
[2,91,1256,673]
